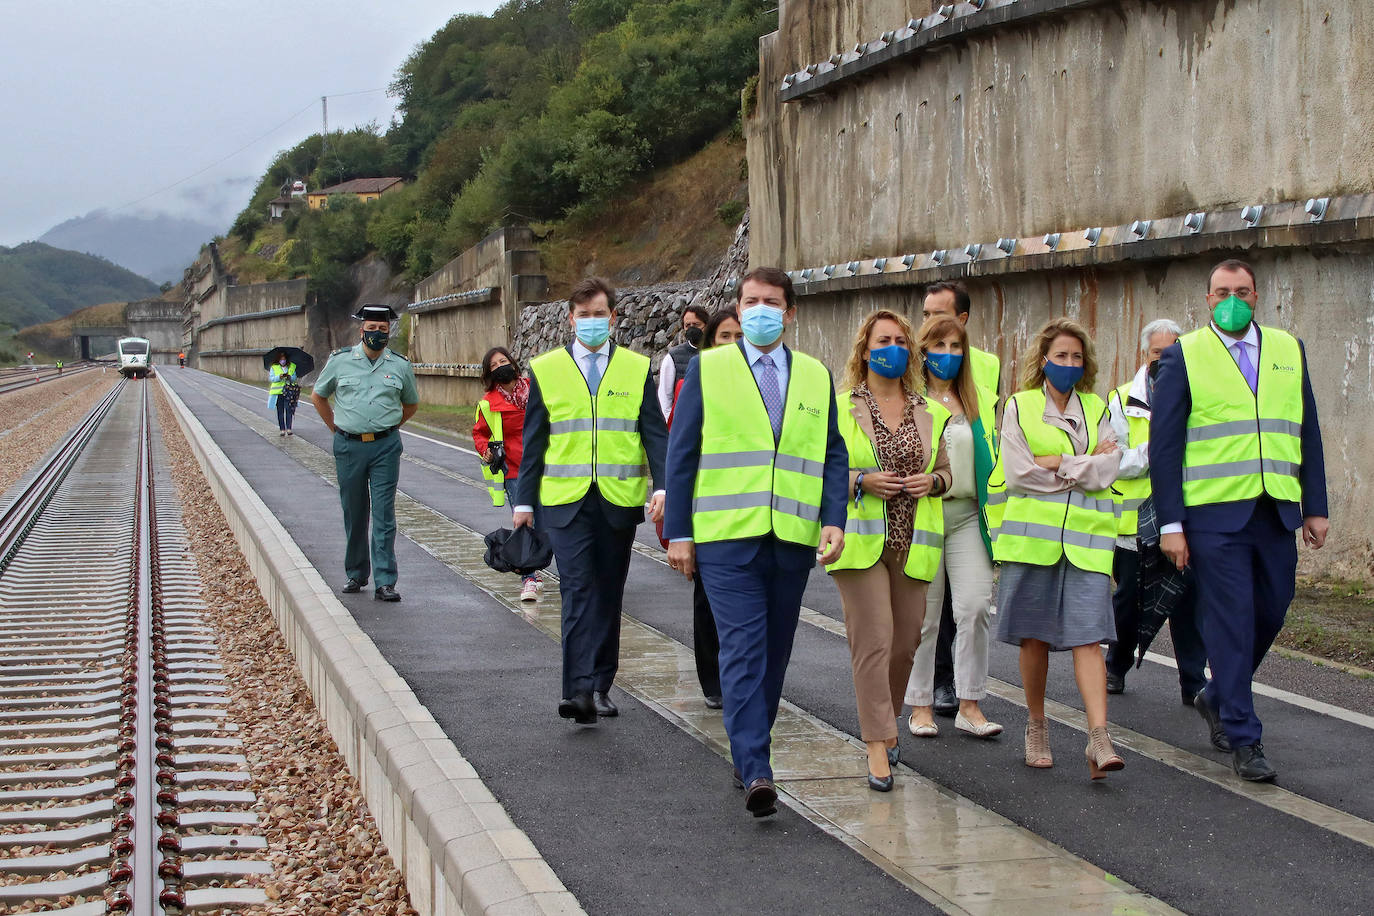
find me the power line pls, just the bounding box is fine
[108,88,389,214]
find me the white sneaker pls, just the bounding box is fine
[520,579,538,602]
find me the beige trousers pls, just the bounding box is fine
[833,547,931,742]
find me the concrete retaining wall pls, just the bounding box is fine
[744,0,1374,581]
[159,376,585,916]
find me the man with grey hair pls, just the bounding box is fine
[1105,319,1207,699]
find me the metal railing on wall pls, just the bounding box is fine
[407,288,497,315]
[782,193,1370,295]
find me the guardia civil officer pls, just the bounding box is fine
[665,267,848,818]
[1151,259,1328,782]
[512,277,669,725]
[310,305,418,602]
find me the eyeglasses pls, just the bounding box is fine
[1211,288,1254,298]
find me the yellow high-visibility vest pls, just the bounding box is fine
[826,394,948,581]
[269,362,296,395]
[986,388,1119,575]
[692,345,831,546]
[476,397,506,507]
[530,347,650,508]
[968,346,1001,457]
[1178,327,1303,507]
[1109,382,1151,536]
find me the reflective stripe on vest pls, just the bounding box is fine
[692,345,831,546]
[1110,382,1151,536]
[827,393,949,580]
[530,347,650,508]
[476,398,506,507]
[1178,327,1303,507]
[968,346,1001,458]
[987,388,1119,575]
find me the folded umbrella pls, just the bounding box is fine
[484,526,553,577]
[1133,495,1194,667]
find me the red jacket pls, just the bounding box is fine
[472,381,528,480]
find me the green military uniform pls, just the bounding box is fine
[313,342,418,589]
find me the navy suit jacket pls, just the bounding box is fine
[663,343,849,568]
[1150,326,1327,534]
[514,343,669,530]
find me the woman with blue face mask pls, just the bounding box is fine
[985,318,1125,779]
[825,310,952,791]
[902,315,1001,741]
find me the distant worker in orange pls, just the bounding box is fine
[178,351,186,368]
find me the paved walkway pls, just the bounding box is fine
[164,370,1374,916]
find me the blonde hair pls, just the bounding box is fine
[1019,317,1098,393]
[842,309,923,393]
[918,315,980,420]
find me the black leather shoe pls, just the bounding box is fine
[704,695,723,709]
[868,771,894,792]
[731,768,744,789]
[593,690,618,717]
[341,578,365,594]
[1106,672,1125,695]
[1193,689,1232,752]
[1182,690,1201,707]
[886,745,899,766]
[1232,744,1277,782]
[744,778,777,817]
[933,684,958,718]
[374,585,400,602]
[558,692,598,725]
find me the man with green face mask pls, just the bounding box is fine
[1149,259,1328,783]
[311,304,419,603]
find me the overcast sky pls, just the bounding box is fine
[0,0,502,246]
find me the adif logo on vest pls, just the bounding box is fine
[605,389,632,397]
[795,401,821,417]
[1270,362,1296,372]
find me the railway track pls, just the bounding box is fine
[0,366,99,398]
[0,381,268,913]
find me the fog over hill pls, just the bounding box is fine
[39,211,222,284]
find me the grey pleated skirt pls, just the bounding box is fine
[995,559,1115,651]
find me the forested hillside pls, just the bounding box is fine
[227,0,768,305]
[0,242,158,329]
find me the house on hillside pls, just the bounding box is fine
[306,177,405,210]
[268,180,308,221]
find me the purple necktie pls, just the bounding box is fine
[757,353,783,439]
[1232,342,1257,394]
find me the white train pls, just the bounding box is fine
[117,337,152,379]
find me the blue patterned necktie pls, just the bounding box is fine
[757,353,783,439]
[1232,341,1257,394]
[586,352,602,393]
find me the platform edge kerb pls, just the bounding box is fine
[156,375,587,916]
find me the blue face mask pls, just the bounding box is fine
[1042,359,1085,394]
[574,316,611,348]
[925,351,963,381]
[868,345,909,379]
[740,304,785,346]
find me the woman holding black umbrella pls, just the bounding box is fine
[269,351,299,436]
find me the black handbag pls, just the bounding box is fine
[483,525,553,576]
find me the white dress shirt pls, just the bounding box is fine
[1160,322,1259,535]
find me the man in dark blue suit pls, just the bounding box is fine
[1150,259,1328,782]
[664,267,848,817]
[514,278,669,725]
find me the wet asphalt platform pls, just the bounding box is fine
[163,369,1374,916]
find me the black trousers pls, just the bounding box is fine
[933,575,956,690]
[545,495,635,698]
[692,572,721,697]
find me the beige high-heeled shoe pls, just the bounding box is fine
[1085,726,1125,779]
[1024,716,1052,768]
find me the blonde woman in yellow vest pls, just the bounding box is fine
[826,310,951,792]
[903,314,1002,742]
[989,318,1125,777]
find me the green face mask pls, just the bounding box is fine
[1212,295,1253,333]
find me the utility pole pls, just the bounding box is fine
[321,95,328,137]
